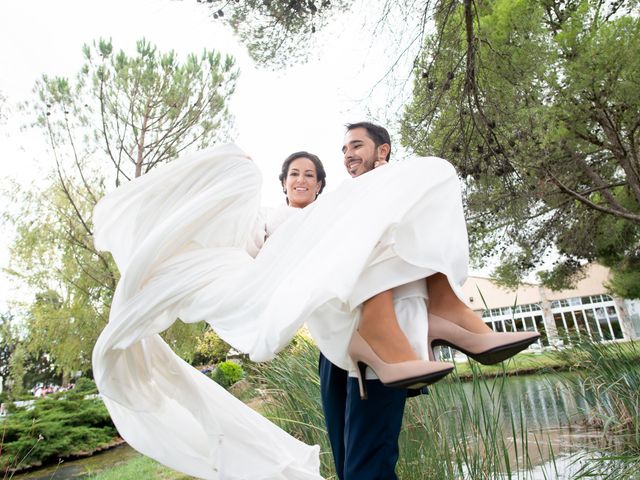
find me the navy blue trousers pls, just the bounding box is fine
[319,353,408,480]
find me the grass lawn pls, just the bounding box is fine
[452,339,640,379]
[88,454,194,479]
[452,349,566,379]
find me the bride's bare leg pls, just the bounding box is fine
[426,273,491,333]
[358,290,419,363]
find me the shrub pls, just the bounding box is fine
[210,361,244,388]
[195,329,231,365]
[73,377,98,395]
[0,395,117,471]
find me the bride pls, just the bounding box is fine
[92,137,536,479]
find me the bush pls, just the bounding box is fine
[73,377,98,395]
[0,395,117,471]
[210,361,244,388]
[194,329,231,365]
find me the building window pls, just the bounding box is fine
[554,313,568,344]
[550,295,624,345]
[607,306,624,339]
[482,302,545,350]
[584,309,602,341]
[534,315,549,346]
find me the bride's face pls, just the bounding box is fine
[284,157,321,208]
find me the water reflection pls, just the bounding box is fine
[459,373,587,430]
[449,373,630,479]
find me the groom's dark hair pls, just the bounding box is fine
[345,122,392,162]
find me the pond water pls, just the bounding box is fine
[11,372,632,479]
[10,444,139,479]
[452,372,630,479]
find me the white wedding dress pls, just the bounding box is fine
[92,144,468,479]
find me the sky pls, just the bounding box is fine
[0,0,425,311]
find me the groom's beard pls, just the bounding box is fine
[353,155,376,177]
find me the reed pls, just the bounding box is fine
[252,337,336,477]
[551,340,640,477]
[255,337,555,479]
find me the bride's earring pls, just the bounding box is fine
[283,188,287,194]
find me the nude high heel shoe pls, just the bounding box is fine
[427,313,540,365]
[348,330,454,400]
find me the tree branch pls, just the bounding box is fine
[45,118,94,237]
[547,170,640,223]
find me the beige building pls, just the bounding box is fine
[460,264,639,351]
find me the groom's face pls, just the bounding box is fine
[342,127,378,178]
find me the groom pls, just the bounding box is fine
[319,121,425,480]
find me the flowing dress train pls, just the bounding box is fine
[92,144,468,479]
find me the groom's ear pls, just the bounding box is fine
[377,143,390,163]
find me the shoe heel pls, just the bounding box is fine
[355,361,368,400]
[428,313,541,365]
[349,330,453,396]
[432,345,442,362]
[427,338,438,361]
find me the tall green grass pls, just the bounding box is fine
[252,338,336,478]
[552,341,639,435]
[397,363,548,479]
[254,337,556,479]
[551,340,640,478]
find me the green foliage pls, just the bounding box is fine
[4,159,114,382]
[79,37,238,179]
[253,337,331,472]
[552,340,640,475]
[536,258,588,291]
[552,340,640,435]
[197,0,353,68]
[452,349,568,379]
[7,343,27,397]
[255,337,550,478]
[160,320,209,365]
[0,395,117,471]
[5,38,238,378]
[402,0,640,295]
[73,377,99,395]
[194,328,231,364]
[606,266,640,299]
[210,361,244,388]
[0,313,17,383]
[1,314,59,397]
[256,337,640,478]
